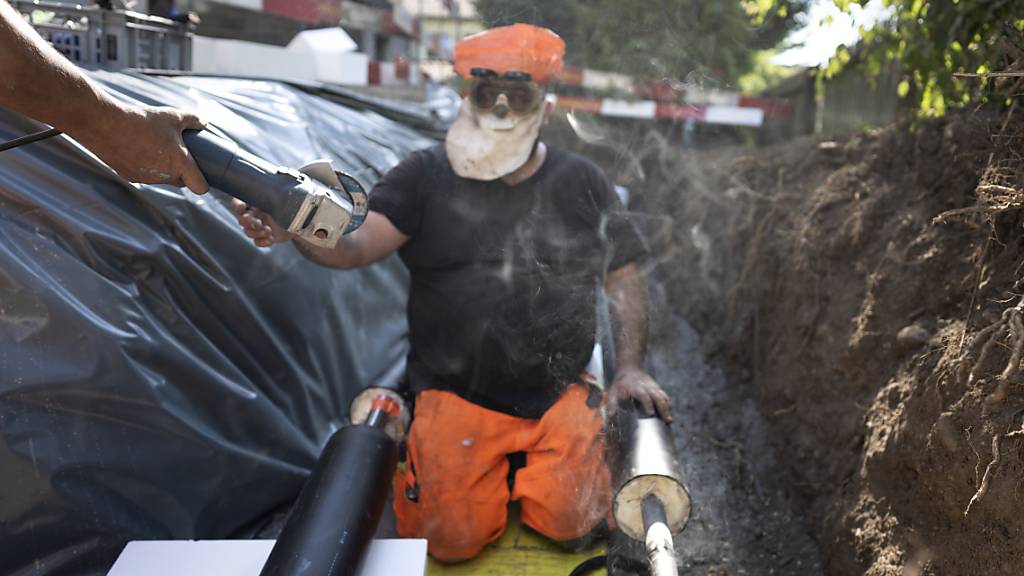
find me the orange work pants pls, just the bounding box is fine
[393,384,611,562]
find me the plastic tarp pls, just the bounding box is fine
[0,71,434,576]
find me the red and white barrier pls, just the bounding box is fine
[401,60,790,127]
[550,66,788,127]
[553,95,775,127]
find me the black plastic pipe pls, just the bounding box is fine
[258,406,399,576]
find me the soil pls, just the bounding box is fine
[623,307,826,576]
[551,103,1024,575]
[647,107,1024,575]
[534,114,822,575]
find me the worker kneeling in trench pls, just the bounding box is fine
[233,23,672,563]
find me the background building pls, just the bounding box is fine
[396,0,482,80]
[189,0,423,87]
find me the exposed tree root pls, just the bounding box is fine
[965,434,1003,517]
[935,101,1020,226]
[964,427,983,488]
[957,296,1024,401]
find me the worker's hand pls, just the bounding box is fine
[608,366,673,422]
[74,104,209,195]
[232,198,296,248]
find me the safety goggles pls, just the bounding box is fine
[469,68,543,113]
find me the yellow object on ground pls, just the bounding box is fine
[427,507,607,576]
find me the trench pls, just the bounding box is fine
[608,286,825,576]
[524,113,830,575]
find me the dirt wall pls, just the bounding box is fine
[655,108,1024,575]
[546,105,1024,574]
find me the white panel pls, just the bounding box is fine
[599,99,657,119]
[107,539,428,576]
[332,52,369,85]
[704,105,765,127]
[192,36,316,83]
[191,31,368,85]
[216,0,262,9]
[683,88,741,107]
[581,69,634,92]
[288,27,358,53]
[287,28,368,85]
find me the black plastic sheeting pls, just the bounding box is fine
[212,72,455,137]
[142,70,453,139]
[0,71,433,576]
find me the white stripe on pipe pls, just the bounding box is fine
[704,105,764,127]
[600,99,658,119]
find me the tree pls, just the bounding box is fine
[474,0,810,84]
[829,1,1024,114]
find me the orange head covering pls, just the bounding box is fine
[454,24,565,84]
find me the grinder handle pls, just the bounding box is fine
[183,129,307,230]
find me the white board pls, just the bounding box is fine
[704,105,765,127]
[107,539,427,576]
[600,99,658,119]
[191,34,370,86]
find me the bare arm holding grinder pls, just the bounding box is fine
[232,199,408,268]
[0,1,208,193]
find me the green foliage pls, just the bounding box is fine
[473,0,810,84]
[739,50,792,93]
[831,0,1024,115]
[573,0,747,82]
[745,0,812,50]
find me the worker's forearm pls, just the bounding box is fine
[607,263,650,370]
[290,212,406,270]
[0,1,124,137]
[292,236,367,270]
[245,211,403,268]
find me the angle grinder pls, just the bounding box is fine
[182,129,366,248]
[0,127,368,247]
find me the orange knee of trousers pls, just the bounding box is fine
[393,481,508,561]
[422,505,507,562]
[512,385,612,541]
[516,464,612,541]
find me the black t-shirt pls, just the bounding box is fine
[369,144,646,418]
